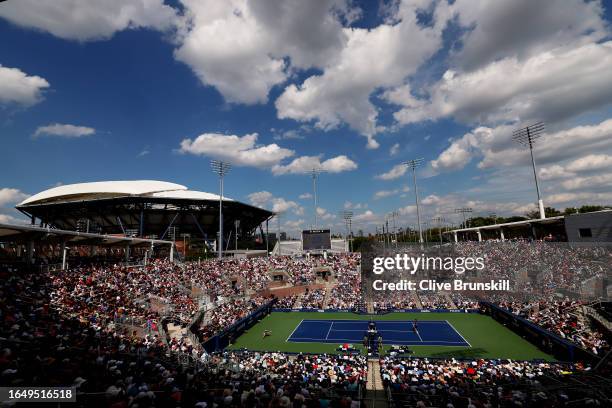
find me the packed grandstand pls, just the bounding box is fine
[1,239,611,407]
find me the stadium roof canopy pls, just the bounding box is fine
[0,222,172,247]
[19,180,230,206]
[16,180,273,241]
[444,215,566,241]
[446,215,565,234]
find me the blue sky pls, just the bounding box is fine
[1,0,612,235]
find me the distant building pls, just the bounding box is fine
[447,210,612,243]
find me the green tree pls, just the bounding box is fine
[525,206,561,219]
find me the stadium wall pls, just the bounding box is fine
[565,211,612,243]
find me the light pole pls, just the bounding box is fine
[404,158,424,243]
[340,210,354,252]
[277,213,281,256]
[234,220,240,251]
[489,212,497,225]
[432,216,444,245]
[390,210,399,247]
[455,208,473,229]
[181,233,190,258]
[513,122,546,219]
[308,168,326,228]
[211,160,231,259]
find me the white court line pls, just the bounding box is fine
[324,321,334,340]
[445,320,472,347]
[330,329,419,333]
[286,319,468,346]
[288,337,468,345]
[294,319,449,323]
[285,319,304,342]
[414,328,423,342]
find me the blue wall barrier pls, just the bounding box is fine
[199,299,276,353]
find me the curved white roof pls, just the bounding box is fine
[152,189,232,202]
[18,180,233,206]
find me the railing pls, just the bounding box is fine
[584,305,612,331]
[199,299,277,352]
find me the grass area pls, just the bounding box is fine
[228,312,555,361]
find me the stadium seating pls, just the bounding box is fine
[2,241,611,406]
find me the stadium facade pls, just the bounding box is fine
[16,180,274,244]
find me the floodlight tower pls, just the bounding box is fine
[455,208,473,229]
[211,160,231,259]
[276,212,282,256]
[489,212,497,225]
[404,158,424,243]
[340,210,354,252]
[432,216,445,245]
[513,122,546,219]
[308,168,327,228]
[390,210,399,247]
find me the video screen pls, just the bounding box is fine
[302,229,332,250]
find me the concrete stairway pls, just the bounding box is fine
[166,323,193,347]
[412,292,423,308]
[444,292,456,309]
[321,282,334,309]
[366,359,389,407]
[293,293,304,309]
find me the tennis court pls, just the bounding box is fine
[287,319,470,346]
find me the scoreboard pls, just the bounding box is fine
[302,229,331,251]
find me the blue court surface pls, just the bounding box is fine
[287,320,470,346]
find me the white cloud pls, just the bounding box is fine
[561,173,612,191]
[344,201,366,210]
[546,191,612,205]
[395,41,612,126]
[0,213,25,224]
[389,143,400,156]
[174,0,351,104]
[276,0,450,148]
[271,154,357,175]
[565,154,612,173]
[316,207,335,220]
[397,205,416,216]
[179,133,294,168]
[375,163,407,180]
[540,154,612,181]
[450,0,607,71]
[0,188,30,207]
[431,119,612,173]
[284,219,305,231]
[429,126,504,172]
[34,123,95,138]
[421,194,441,205]
[299,193,313,200]
[247,191,274,208]
[137,147,151,157]
[539,165,572,181]
[373,185,409,200]
[247,190,303,215]
[0,0,176,41]
[272,128,305,141]
[272,197,303,215]
[353,210,380,225]
[0,65,50,107]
